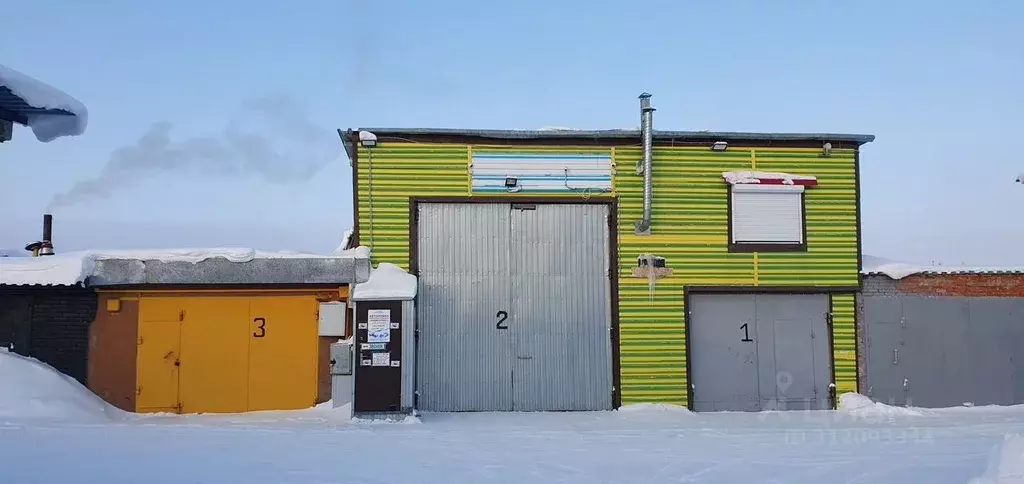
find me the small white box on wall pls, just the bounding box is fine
[318,302,348,336]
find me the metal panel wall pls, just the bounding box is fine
[510,204,612,411]
[357,142,861,406]
[415,203,514,411]
[864,296,1024,408]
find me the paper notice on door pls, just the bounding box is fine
[367,309,391,343]
[372,352,390,367]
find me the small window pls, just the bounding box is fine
[729,184,806,252]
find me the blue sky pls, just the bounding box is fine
[2,0,1022,264]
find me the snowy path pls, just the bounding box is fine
[2,405,1022,484]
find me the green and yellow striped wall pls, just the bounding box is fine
[355,142,860,407]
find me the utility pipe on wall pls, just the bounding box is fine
[635,93,655,235]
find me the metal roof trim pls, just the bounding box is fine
[352,127,876,145]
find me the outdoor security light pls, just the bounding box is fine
[505,177,519,188]
[823,142,833,157]
[711,141,728,152]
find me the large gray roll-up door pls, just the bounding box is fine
[689,293,832,412]
[415,203,612,412]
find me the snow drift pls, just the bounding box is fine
[969,434,1024,484]
[838,393,930,418]
[0,349,125,423]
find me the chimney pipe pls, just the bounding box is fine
[39,214,54,256]
[635,92,655,235]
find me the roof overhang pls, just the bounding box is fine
[0,66,87,143]
[351,127,876,146]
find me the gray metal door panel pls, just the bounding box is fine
[863,297,907,406]
[902,297,971,408]
[968,299,1019,406]
[689,294,760,412]
[510,204,612,411]
[415,203,513,411]
[756,294,830,410]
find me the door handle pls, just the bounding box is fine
[517,356,533,360]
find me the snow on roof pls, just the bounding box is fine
[722,171,818,186]
[352,262,417,301]
[333,229,354,254]
[0,249,27,258]
[0,65,88,142]
[0,247,371,286]
[862,254,1024,280]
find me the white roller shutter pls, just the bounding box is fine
[731,184,804,244]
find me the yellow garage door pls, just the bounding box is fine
[178,297,251,414]
[247,296,318,411]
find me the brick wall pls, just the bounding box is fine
[0,286,97,385]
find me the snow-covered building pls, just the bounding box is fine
[0,65,88,143]
[342,93,875,413]
[858,255,1024,408]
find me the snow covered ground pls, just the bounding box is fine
[2,350,1023,483]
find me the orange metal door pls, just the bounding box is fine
[247,296,318,411]
[135,319,181,413]
[178,297,251,413]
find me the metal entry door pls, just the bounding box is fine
[415,202,612,412]
[416,203,513,411]
[689,293,831,412]
[510,204,612,411]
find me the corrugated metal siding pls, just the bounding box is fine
[415,203,513,411]
[357,144,470,268]
[612,147,858,406]
[359,143,860,407]
[831,293,858,394]
[511,204,612,410]
[755,150,858,286]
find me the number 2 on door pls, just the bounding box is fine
[495,311,508,330]
[740,323,753,342]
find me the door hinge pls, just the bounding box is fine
[137,336,144,345]
[179,310,186,322]
[136,386,142,396]
[825,312,834,326]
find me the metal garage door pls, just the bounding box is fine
[689,293,831,412]
[864,296,1024,408]
[415,203,613,412]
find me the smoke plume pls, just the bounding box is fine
[46,94,338,211]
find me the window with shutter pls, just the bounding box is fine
[729,184,806,252]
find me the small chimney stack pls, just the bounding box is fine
[39,214,54,256]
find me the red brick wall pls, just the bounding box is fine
[895,274,1024,297]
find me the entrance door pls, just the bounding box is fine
[416,203,514,411]
[415,202,613,412]
[510,204,612,411]
[689,293,831,412]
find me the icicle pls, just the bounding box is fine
[640,253,656,301]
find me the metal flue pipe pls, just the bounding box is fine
[635,93,655,235]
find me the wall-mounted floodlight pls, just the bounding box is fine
[711,141,728,152]
[823,142,833,157]
[358,130,378,148]
[504,177,518,188]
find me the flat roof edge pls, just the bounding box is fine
[351,128,875,145]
